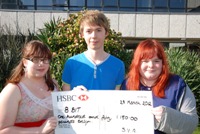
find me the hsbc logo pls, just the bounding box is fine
[56,94,89,102]
[78,94,89,101]
[56,95,76,102]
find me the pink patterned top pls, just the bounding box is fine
[15,82,55,123]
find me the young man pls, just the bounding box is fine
[62,10,125,91]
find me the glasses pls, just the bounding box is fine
[25,57,50,64]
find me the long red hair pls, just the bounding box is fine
[126,39,170,98]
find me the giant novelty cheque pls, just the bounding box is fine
[52,90,154,134]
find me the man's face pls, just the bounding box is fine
[81,24,108,50]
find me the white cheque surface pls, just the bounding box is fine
[52,90,154,134]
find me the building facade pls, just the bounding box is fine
[0,0,200,48]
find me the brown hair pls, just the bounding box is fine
[79,10,110,35]
[126,39,170,98]
[6,40,55,91]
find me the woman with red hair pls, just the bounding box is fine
[121,39,198,134]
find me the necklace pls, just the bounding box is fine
[24,78,47,92]
[140,79,155,88]
[37,82,47,92]
[22,77,50,99]
[39,87,44,91]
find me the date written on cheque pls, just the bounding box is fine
[120,100,152,106]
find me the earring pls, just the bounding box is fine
[23,67,28,77]
[23,67,27,73]
[45,73,48,80]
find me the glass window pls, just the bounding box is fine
[120,0,135,7]
[87,0,101,10]
[120,0,136,11]
[54,0,66,4]
[69,0,85,6]
[37,1,52,6]
[137,0,152,12]
[170,0,185,8]
[0,0,197,12]
[20,0,53,10]
[37,0,53,10]
[69,0,85,11]
[1,0,17,4]
[137,0,152,7]
[1,0,20,9]
[103,0,117,6]
[154,0,168,12]
[52,0,66,10]
[170,0,185,12]
[103,0,118,11]
[87,0,101,7]
[154,0,167,7]
[21,0,34,5]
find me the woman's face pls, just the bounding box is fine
[139,55,162,83]
[23,56,50,78]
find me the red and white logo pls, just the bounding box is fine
[78,94,89,101]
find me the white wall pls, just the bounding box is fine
[0,10,200,41]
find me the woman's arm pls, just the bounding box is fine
[0,83,22,132]
[156,85,199,134]
[0,83,57,134]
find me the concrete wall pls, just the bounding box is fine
[109,12,200,40]
[0,10,200,41]
[188,0,200,8]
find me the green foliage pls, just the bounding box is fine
[193,125,200,134]
[166,47,200,119]
[36,10,132,88]
[0,26,35,91]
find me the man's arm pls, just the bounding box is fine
[62,84,71,91]
[115,85,121,90]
